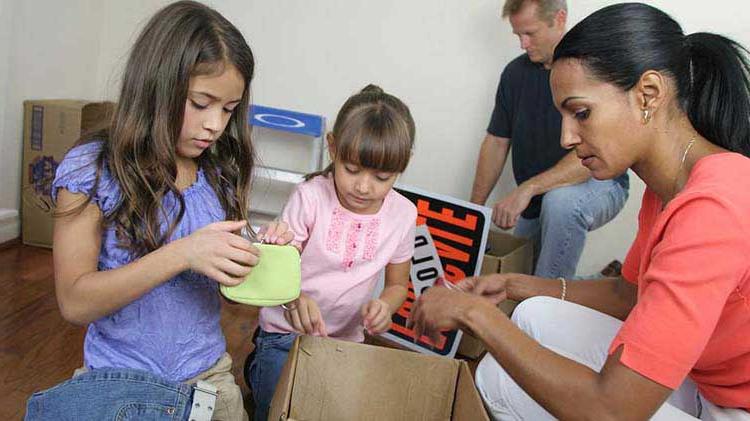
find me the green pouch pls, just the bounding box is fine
[220,244,301,306]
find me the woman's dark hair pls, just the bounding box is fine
[58,1,256,255]
[305,84,415,180]
[554,2,750,156]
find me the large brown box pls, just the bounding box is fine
[269,335,489,421]
[456,230,533,359]
[21,100,113,248]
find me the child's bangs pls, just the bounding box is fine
[337,119,412,174]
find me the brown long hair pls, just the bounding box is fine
[305,84,415,181]
[60,1,255,256]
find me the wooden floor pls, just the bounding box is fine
[0,242,259,420]
[0,241,496,419]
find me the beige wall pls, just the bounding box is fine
[1,0,748,273]
[0,0,106,241]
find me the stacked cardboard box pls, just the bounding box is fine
[21,100,113,247]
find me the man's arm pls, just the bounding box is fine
[470,133,511,205]
[492,150,590,228]
[520,150,590,197]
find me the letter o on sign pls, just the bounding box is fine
[416,267,438,282]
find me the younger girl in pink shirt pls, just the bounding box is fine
[247,84,417,421]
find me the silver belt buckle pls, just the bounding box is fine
[188,380,217,421]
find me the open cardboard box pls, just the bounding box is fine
[456,230,533,360]
[269,335,489,421]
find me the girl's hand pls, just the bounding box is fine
[258,220,295,246]
[283,292,328,336]
[361,299,392,335]
[176,220,259,286]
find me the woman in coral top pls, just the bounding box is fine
[411,3,750,420]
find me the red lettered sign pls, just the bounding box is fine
[375,185,490,357]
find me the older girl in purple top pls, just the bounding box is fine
[50,2,291,419]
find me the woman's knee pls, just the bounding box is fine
[510,296,561,332]
[475,352,507,405]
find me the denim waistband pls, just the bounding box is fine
[25,368,201,421]
[71,367,195,394]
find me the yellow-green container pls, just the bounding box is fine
[220,244,301,306]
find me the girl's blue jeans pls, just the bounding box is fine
[247,329,298,421]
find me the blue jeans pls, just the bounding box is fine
[514,178,628,278]
[247,329,298,421]
[25,368,195,420]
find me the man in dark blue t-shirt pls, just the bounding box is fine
[470,0,629,278]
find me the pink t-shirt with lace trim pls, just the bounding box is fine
[259,175,416,342]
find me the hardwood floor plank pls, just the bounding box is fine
[0,244,260,418]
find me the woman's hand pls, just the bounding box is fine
[408,286,482,344]
[258,220,295,246]
[174,220,259,286]
[283,292,328,336]
[456,274,511,304]
[361,299,392,335]
[411,274,517,340]
[457,273,543,304]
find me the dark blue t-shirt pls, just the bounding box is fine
[488,54,628,218]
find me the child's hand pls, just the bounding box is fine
[258,220,295,246]
[175,220,259,286]
[283,292,328,337]
[361,299,392,335]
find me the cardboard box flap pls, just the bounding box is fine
[486,230,526,257]
[23,99,91,109]
[81,102,114,132]
[268,337,300,421]
[482,230,533,276]
[452,362,490,421]
[289,336,458,421]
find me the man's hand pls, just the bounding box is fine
[492,184,535,229]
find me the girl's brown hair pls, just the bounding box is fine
[58,0,255,255]
[306,84,415,180]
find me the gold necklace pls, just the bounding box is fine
[671,136,696,199]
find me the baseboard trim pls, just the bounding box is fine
[0,208,20,245]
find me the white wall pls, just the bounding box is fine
[1,1,748,273]
[0,0,16,242]
[0,0,107,242]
